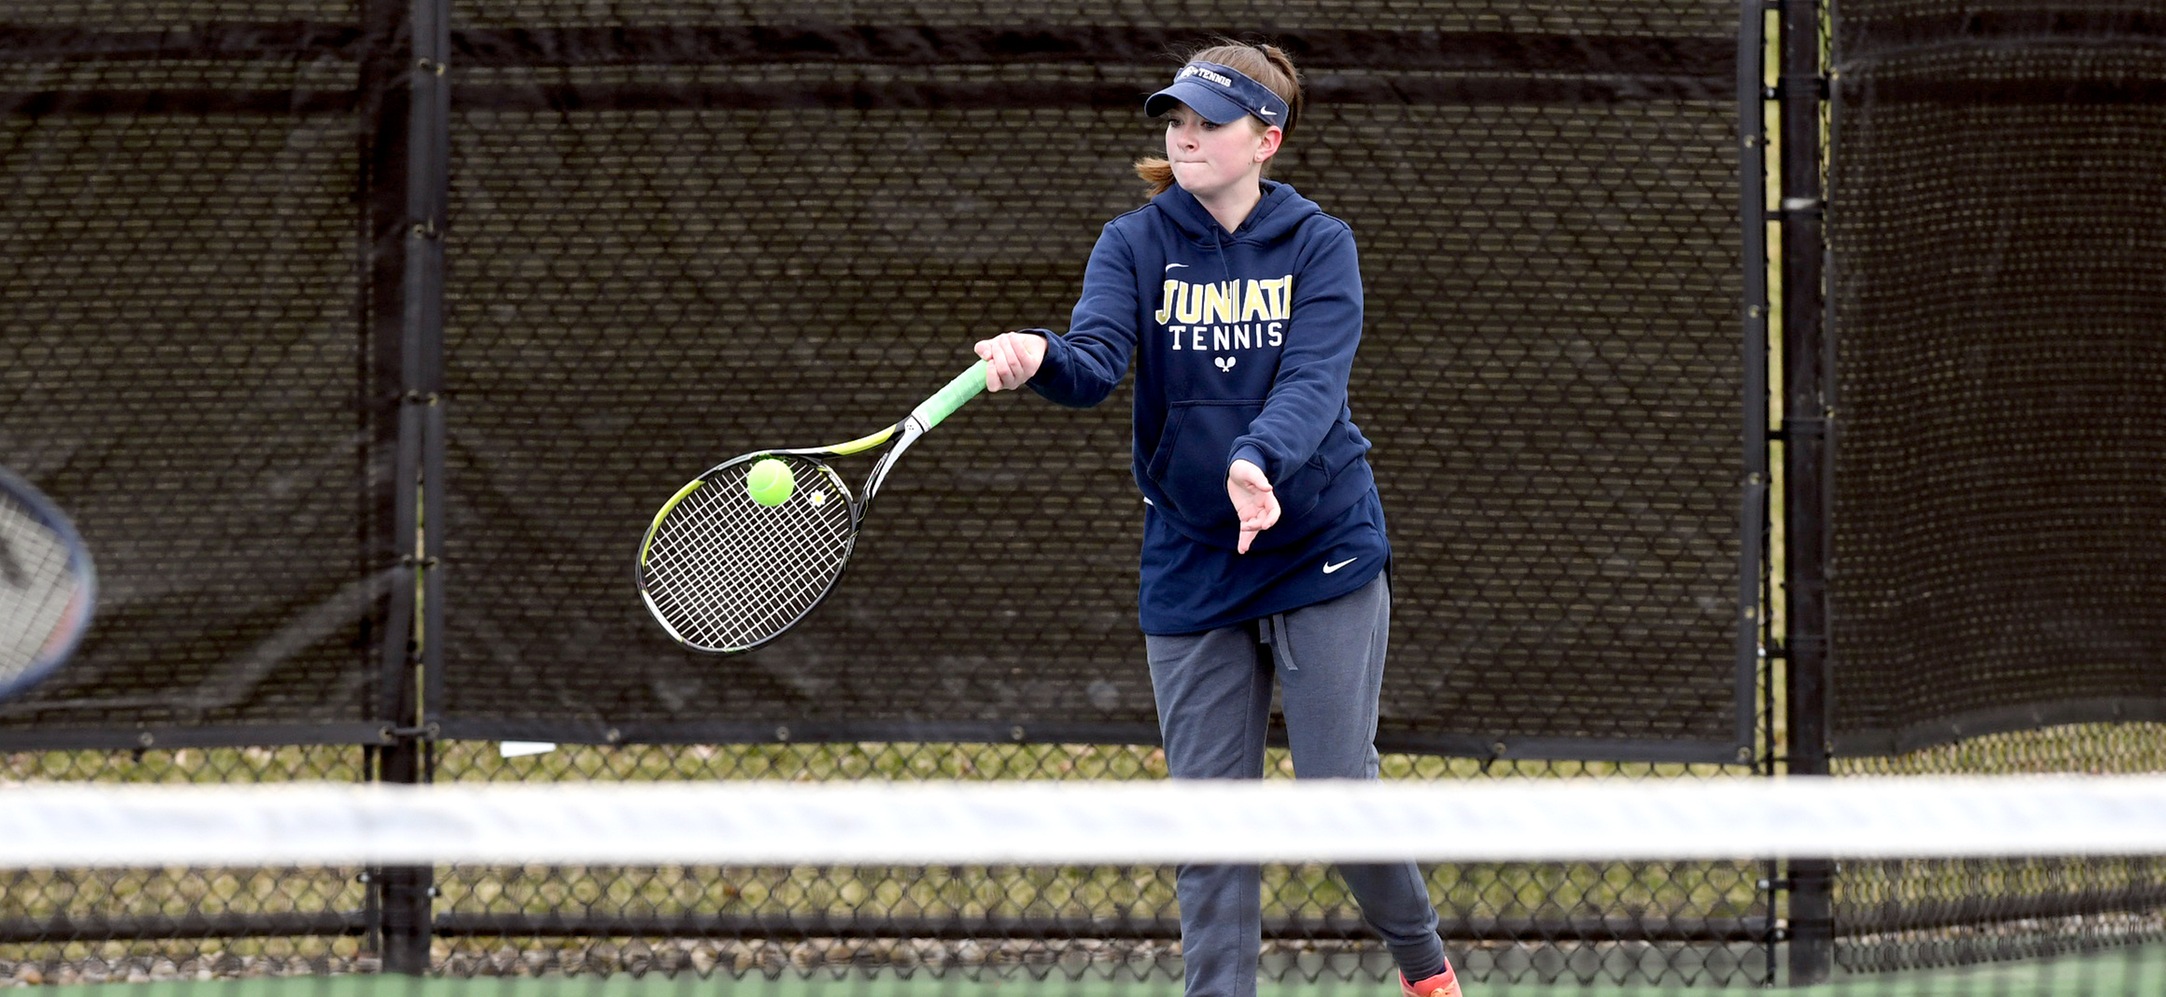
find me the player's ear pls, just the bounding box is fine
[1254,125,1283,163]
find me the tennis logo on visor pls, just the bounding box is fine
[1178,65,1235,88]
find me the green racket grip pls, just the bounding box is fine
[910,359,990,431]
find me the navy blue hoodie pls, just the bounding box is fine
[1025,180,1389,634]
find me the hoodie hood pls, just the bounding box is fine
[1149,179,1319,246]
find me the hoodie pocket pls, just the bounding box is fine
[1145,400,1330,538]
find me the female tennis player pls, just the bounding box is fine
[973,40,1463,997]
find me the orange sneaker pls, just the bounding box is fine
[1400,965,1463,997]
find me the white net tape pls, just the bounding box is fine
[5,776,2166,869]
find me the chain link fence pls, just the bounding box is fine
[432,0,1754,762]
[1822,0,2166,977]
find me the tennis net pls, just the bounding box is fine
[3,776,2165,995]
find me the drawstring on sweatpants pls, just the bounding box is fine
[1256,612,1296,671]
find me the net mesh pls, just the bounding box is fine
[2,777,2165,994]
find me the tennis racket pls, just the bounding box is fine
[0,466,97,702]
[637,359,989,653]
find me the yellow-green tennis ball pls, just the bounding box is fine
[745,458,794,507]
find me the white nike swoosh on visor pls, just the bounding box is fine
[1323,557,1358,574]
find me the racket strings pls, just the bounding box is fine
[669,483,851,645]
[641,458,856,651]
[0,495,81,681]
[666,497,834,640]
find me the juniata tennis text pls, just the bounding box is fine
[1156,275,1293,350]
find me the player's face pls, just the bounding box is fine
[1162,103,1275,202]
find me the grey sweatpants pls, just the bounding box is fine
[1144,572,1445,997]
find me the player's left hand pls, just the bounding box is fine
[1228,459,1280,554]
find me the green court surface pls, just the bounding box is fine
[28,949,2166,997]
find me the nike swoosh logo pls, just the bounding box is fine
[1164,262,1189,272]
[1258,108,1278,118]
[1323,557,1358,574]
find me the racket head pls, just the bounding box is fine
[636,451,861,653]
[0,467,97,702]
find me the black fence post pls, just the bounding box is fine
[1776,0,1834,985]
[358,0,450,976]
[405,0,452,769]
[375,732,436,974]
[388,0,451,975]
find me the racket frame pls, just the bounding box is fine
[0,466,97,702]
[635,360,983,653]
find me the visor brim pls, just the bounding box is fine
[1144,80,1252,125]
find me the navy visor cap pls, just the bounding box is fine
[1144,61,1290,128]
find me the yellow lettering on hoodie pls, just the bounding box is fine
[1203,281,1238,325]
[1174,281,1204,324]
[1241,280,1274,322]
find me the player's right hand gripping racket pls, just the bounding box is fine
[0,466,97,702]
[637,360,989,653]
